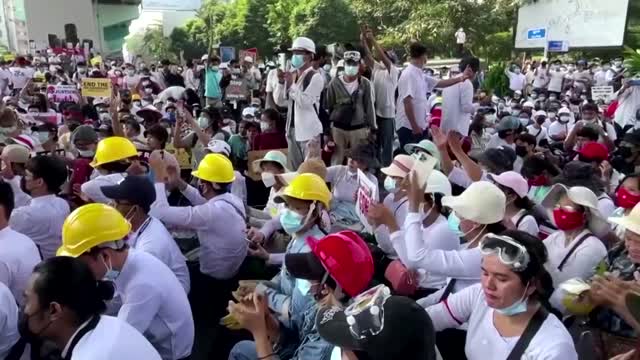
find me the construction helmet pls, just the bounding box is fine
[57,203,131,257]
[192,153,235,183]
[307,231,374,297]
[90,136,138,168]
[275,173,331,208]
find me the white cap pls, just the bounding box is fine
[523,101,534,108]
[542,184,608,234]
[206,139,231,157]
[201,54,209,61]
[610,203,640,235]
[488,171,528,198]
[242,107,257,118]
[533,110,547,118]
[244,56,254,63]
[425,170,451,196]
[558,107,571,115]
[289,37,316,54]
[442,181,506,224]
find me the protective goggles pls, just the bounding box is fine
[344,284,391,339]
[343,51,362,63]
[479,233,530,271]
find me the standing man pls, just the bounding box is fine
[205,55,224,108]
[9,56,34,94]
[273,37,324,169]
[455,27,466,56]
[440,57,479,136]
[505,63,527,95]
[325,50,376,165]
[396,42,474,149]
[362,27,398,166]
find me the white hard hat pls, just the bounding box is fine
[442,181,506,224]
[206,139,231,157]
[425,170,451,197]
[244,56,254,63]
[289,37,316,54]
[522,101,534,108]
[201,54,209,61]
[558,107,571,115]
[533,110,547,118]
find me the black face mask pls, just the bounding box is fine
[617,146,633,159]
[515,145,528,157]
[18,309,51,343]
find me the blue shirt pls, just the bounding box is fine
[205,68,223,99]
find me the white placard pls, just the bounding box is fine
[355,169,378,234]
[591,86,614,102]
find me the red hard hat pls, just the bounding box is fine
[306,231,374,297]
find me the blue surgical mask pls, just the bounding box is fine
[495,283,529,316]
[101,256,120,282]
[280,208,305,234]
[383,176,397,193]
[344,65,359,77]
[291,54,305,69]
[447,212,464,238]
[197,117,209,129]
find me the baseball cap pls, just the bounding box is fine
[381,154,414,178]
[488,171,529,198]
[442,181,506,224]
[242,107,257,119]
[101,175,156,211]
[289,37,316,54]
[1,144,29,163]
[578,142,608,162]
[315,296,437,360]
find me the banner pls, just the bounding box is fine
[591,86,614,102]
[81,78,112,98]
[240,48,257,63]
[355,169,378,234]
[225,80,247,102]
[29,112,62,125]
[46,85,79,103]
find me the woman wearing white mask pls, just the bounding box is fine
[327,144,379,232]
[426,230,577,360]
[247,150,290,227]
[489,171,540,237]
[367,154,414,256]
[246,173,332,321]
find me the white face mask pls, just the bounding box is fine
[261,172,276,187]
[36,131,50,144]
[260,122,270,132]
[126,69,135,76]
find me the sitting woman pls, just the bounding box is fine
[609,173,640,240]
[426,230,577,360]
[489,171,540,237]
[326,144,379,232]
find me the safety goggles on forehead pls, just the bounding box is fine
[343,51,361,62]
[479,233,530,271]
[344,284,391,339]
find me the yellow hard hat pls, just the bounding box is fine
[275,173,331,208]
[131,94,141,101]
[90,136,138,168]
[57,203,131,257]
[192,153,235,183]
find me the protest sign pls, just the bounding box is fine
[81,78,112,98]
[240,48,257,63]
[591,86,614,102]
[220,47,236,63]
[46,84,79,103]
[30,112,62,125]
[225,79,248,102]
[355,169,379,233]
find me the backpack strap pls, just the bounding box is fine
[506,307,549,360]
[515,211,528,229]
[558,232,592,271]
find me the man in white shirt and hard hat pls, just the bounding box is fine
[57,203,195,360]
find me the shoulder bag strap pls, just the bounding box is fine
[515,211,528,229]
[215,198,246,221]
[557,233,592,271]
[439,278,457,302]
[393,198,409,217]
[506,307,549,360]
[62,315,101,360]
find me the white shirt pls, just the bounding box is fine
[0,226,41,306]
[455,30,466,44]
[151,183,247,279]
[548,121,569,140]
[486,133,513,150]
[372,62,399,118]
[526,124,548,145]
[448,167,490,189]
[156,86,185,102]
[114,250,194,360]
[124,75,140,90]
[9,194,70,260]
[9,66,35,89]
[548,69,568,93]
[81,173,126,204]
[391,212,461,289]
[183,68,199,90]
[441,77,476,135]
[427,284,577,360]
[266,69,287,108]
[326,166,378,204]
[374,194,409,256]
[593,70,612,86]
[61,315,162,360]
[0,281,18,359]
[396,64,438,131]
[274,67,324,142]
[4,176,30,208]
[532,68,549,89]
[543,229,607,288]
[0,68,11,95]
[511,209,539,237]
[568,120,617,143]
[506,71,526,92]
[339,76,359,95]
[129,217,190,293]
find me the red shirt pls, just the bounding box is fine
[252,131,288,151]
